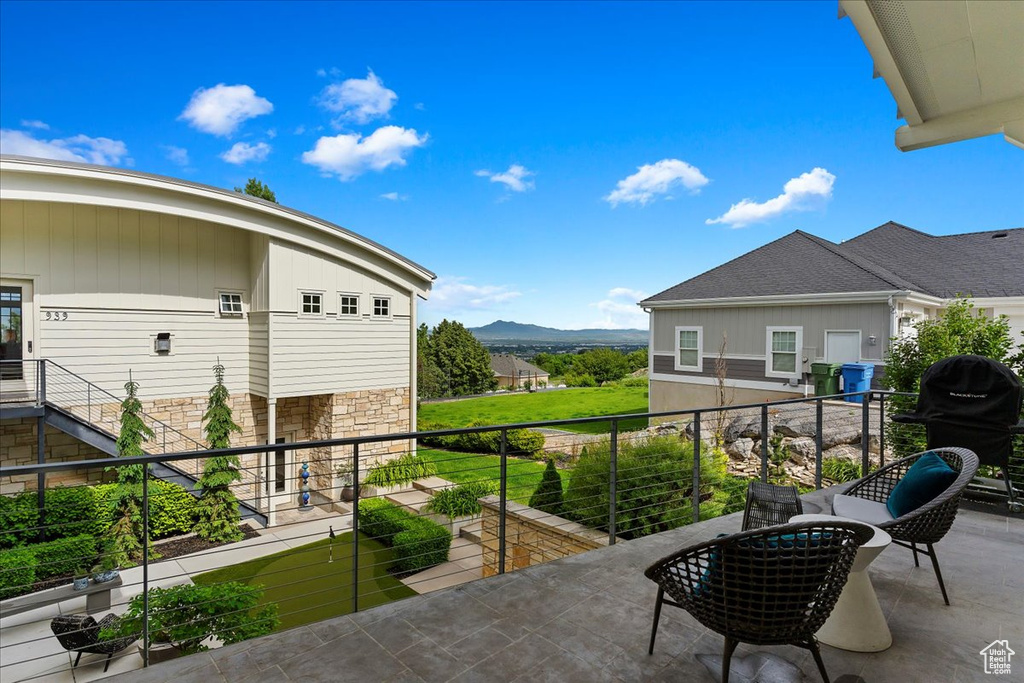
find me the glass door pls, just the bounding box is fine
[0,280,34,398]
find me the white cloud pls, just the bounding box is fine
[294,125,306,135]
[20,119,49,130]
[706,167,836,228]
[318,70,397,124]
[475,164,535,193]
[414,102,425,111]
[0,129,130,166]
[266,128,277,139]
[316,68,327,77]
[220,141,271,165]
[380,192,408,201]
[605,159,709,207]
[589,287,650,329]
[179,84,273,136]
[427,276,522,311]
[301,126,427,181]
[161,145,189,166]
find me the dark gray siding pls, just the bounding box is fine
[652,355,807,385]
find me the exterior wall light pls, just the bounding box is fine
[155,332,171,354]
[868,335,877,346]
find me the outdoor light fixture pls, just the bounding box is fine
[154,332,171,354]
[868,335,877,345]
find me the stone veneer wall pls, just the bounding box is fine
[0,419,113,494]
[1,386,412,510]
[479,495,610,577]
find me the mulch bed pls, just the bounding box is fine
[2,525,261,601]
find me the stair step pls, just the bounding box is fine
[413,476,459,495]
[385,489,433,513]
[460,521,483,544]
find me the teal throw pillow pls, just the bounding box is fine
[886,451,957,518]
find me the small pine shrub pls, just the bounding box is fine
[528,460,564,516]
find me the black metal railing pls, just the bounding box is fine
[0,388,1012,681]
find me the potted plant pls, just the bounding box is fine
[91,544,120,584]
[72,566,90,591]
[102,582,279,663]
[336,461,356,502]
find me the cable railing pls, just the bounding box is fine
[0,388,1018,681]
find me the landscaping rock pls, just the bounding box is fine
[823,444,861,462]
[725,438,755,461]
[821,426,863,450]
[785,437,816,466]
[774,415,817,438]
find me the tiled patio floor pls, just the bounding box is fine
[106,485,1024,682]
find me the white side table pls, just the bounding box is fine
[789,513,893,653]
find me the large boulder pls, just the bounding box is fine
[821,425,863,450]
[724,413,775,441]
[774,414,817,438]
[823,443,861,462]
[785,437,817,466]
[725,437,755,461]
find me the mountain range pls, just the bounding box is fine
[469,320,648,344]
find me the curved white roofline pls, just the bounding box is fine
[0,155,435,296]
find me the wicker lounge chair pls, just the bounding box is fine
[51,613,136,672]
[831,446,979,605]
[645,520,873,683]
[742,481,804,530]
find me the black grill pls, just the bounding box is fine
[893,355,1024,510]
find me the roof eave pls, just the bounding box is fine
[641,290,922,309]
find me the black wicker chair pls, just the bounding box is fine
[831,446,979,606]
[51,613,136,672]
[645,521,874,683]
[742,481,804,530]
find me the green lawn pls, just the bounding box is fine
[417,448,554,504]
[192,532,415,632]
[419,386,649,434]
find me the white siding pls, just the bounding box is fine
[248,312,269,396]
[1,200,253,399]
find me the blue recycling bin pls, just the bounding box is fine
[841,363,874,403]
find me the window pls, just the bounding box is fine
[300,292,323,316]
[219,292,243,316]
[339,294,359,317]
[766,327,803,377]
[372,296,391,318]
[674,326,702,371]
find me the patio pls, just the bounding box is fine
[104,485,1024,683]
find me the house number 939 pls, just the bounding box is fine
[45,311,69,321]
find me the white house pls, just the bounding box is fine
[0,155,434,524]
[641,222,1024,412]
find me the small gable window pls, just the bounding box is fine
[300,292,323,316]
[373,296,391,318]
[219,292,243,316]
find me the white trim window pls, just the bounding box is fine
[372,296,391,319]
[674,326,703,372]
[338,293,360,318]
[766,326,803,378]
[218,292,243,316]
[299,291,323,316]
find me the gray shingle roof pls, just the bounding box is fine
[643,222,1024,303]
[490,354,548,379]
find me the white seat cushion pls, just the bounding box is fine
[832,494,895,526]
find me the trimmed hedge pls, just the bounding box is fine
[357,499,451,574]
[0,479,200,549]
[418,420,544,456]
[32,534,97,581]
[0,548,36,600]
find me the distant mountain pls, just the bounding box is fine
[469,320,647,344]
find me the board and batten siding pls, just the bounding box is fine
[651,302,891,364]
[248,312,269,396]
[1,200,256,400]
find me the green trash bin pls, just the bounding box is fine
[811,362,843,397]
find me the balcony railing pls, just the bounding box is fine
[0,389,1017,681]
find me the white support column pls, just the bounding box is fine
[267,397,277,527]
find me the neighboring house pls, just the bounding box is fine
[0,156,434,524]
[641,222,1024,412]
[490,353,549,389]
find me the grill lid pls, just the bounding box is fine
[898,355,1022,429]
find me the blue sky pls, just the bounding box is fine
[2,1,1021,330]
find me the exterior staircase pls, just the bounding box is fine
[0,359,267,527]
